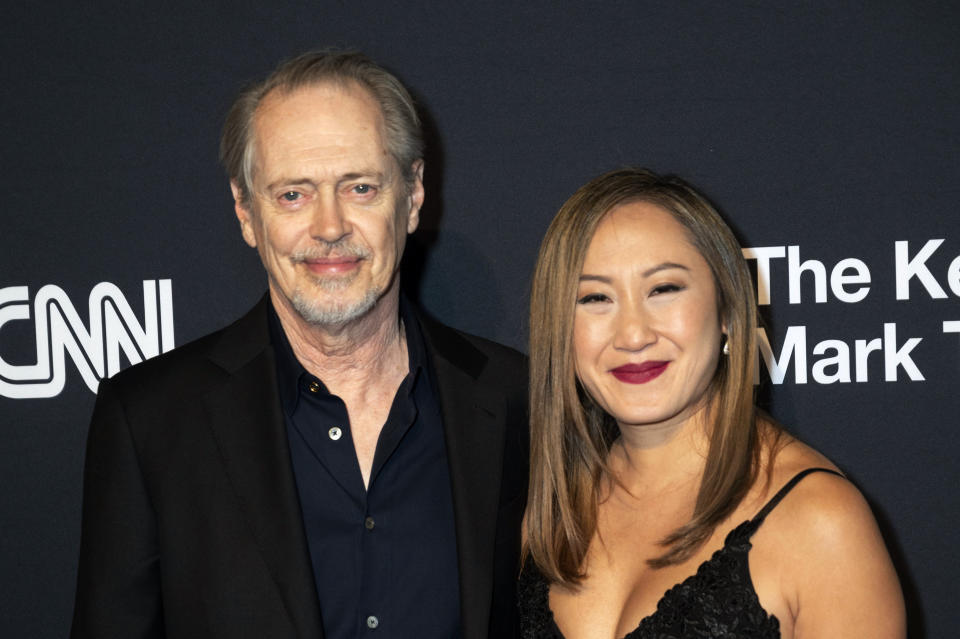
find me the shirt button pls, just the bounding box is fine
[364,516,375,530]
[366,615,379,629]
[308,380,320,393]
[328,426,342,441]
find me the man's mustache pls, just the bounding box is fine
[290,241,371,262]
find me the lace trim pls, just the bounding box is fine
[519,468,842,638]
[519,522,780,639]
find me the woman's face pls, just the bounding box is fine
[572,200,724,433]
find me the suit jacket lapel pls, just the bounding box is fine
[202,298,325,639]
[421,316,508,639]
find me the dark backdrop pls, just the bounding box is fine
[2,2,957,637]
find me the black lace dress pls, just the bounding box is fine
[518,468,841,639]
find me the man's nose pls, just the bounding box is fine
[612,305,656,351]
[309,193,350,242]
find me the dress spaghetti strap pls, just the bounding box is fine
[749,467,845,528]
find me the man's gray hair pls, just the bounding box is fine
[220,50,424,204]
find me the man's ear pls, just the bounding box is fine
[231,180,258,248]
[405,160,425,235]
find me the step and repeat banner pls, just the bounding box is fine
[2,2,956,637]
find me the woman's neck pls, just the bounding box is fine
[609,405,712,497]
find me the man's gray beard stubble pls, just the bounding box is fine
[291,274,381,327]
[286,239,381,326]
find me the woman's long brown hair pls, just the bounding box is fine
[523,168,763,584]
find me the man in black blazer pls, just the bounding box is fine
[71,51,528,639]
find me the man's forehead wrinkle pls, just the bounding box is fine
[250,80,388,171]
[258,142,395,184]
[251,106,395,190]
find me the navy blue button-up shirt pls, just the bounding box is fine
[269,302,461,637]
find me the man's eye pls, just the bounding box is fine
[577,293,609,304]
[281,191,301,202]
[352,184,372,195]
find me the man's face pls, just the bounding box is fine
[233,82,423,327]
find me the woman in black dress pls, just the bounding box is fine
[520,168,904,638]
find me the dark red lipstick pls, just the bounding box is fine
[610,361,669,384]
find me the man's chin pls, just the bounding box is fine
[291,291,380,327]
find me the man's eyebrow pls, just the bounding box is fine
[340,170,385,182]
[265,178,315,191]
[263,170,387,191]
[578,262,690,283]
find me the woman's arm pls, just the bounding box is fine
[779,471,905,638]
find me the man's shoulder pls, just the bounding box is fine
[419,314,525,362]
[101,298,269,401]
[417,313,527,390]
[445,324,525,362]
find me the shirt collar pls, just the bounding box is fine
[268,297,428,417]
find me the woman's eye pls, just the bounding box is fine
[651,283,683,295]
[577,293,609,304]
[281,191,301,202]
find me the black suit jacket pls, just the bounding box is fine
[71,297,529,639]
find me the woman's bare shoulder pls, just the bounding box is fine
[752,431,905,638]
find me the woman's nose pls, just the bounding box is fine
[612,306,656,351]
